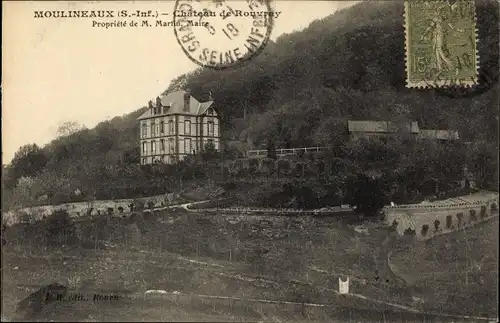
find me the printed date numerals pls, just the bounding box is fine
[205,23,240,40]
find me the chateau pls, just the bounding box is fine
[137,90,220,165]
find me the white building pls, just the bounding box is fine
[137,90,221,165]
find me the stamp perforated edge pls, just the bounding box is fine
[404,0,480,89]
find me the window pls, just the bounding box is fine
[141,123,147,138]
[142,142,147,155]
[168,120,174,134]
[184,138,192,154]
[184,120,191,135]
[151,141,156,155]
[151,121,156,136]
[207,121,214,136]
[168,138,174,153]
[160,139,165,152]
[160,121,165,134]
[208,108,214,115]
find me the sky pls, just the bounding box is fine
[2,1,357,164]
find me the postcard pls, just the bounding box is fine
[2,1,498,322]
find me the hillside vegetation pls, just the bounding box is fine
[3,0,498,210]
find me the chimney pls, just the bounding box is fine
[183,89,191,112]
[148,100,154,114]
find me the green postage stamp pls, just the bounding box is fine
[405,0,478,88]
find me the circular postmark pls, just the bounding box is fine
[173,0,275,70]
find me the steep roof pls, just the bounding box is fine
[347,121,420,134]
[137,91,214,120]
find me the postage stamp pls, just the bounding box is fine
[173,0,276,70]
[404,0,479,88]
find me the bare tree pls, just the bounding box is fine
[56,121,87,138]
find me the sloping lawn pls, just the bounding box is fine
[390,218,498,317]
[3,209,493,321]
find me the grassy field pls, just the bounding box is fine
[390,217,499,317]
[2,209,497,322]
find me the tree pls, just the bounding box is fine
[46,210,77,247]
[201,141,220,162]
[314,118,347,148]
[123,147,140,164]
[266,137,277,159]
[345,174,387,218]
[9,176,37,208]
[7,144,47,188]
[56,121,87,138]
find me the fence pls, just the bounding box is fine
[247,147,326,158]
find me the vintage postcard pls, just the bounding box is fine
[2,0,499,322]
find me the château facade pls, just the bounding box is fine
[137,90,220,165]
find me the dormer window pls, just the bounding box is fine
[207,108,214,115]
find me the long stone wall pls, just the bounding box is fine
[223,158,334,177]
[2,193,182,226]
[384,199,499,240]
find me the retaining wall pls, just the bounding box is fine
[384,199,499,240]
[188,205,355,217]
[2,193,183,226]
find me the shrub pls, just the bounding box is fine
[491,202,498,212]
[403,228,416,236]
[480,205,487,219]
[421,225,429,237]
[249,159,259,172]
[446,215,453,229]
[46,210,77,247]
[277,160,291,175]
[433,219,441,232]
[107,207,114,216]
[469,209,477,222]
[456,213,464,227]
[317,161,326,175]
[133,199,145,211]
[295,163,304,177]
[233,160,243,174]
[261,158,275,174]
[118,206,124,214]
